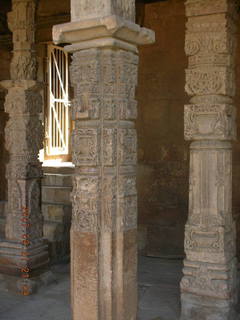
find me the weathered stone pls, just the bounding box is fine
[181,1,238,318]
[42,186,72,204]
[53,1,154,318]
[0,0,50,294]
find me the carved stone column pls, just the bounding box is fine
[53,1,154,319]
[0,0,50,294]
[181,1,238,319]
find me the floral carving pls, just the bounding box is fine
[71,48,138,236]
[182,0,238,314]
[71,176,99,232]
[3,0,47,260]
[184,104,236,140]
[185,69,234,96]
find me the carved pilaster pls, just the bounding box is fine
[53,2,154,319]
[69,48,139,320]
[0,0,50,294]
[181,1,238,319]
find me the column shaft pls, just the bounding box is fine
[0,0,50,294]
[70,48,138,320]
[181,1,238,319]
[53,1,155,318]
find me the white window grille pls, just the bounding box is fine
[46,45,70,156]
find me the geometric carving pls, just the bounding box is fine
[119,175,136,197]
[71,176,99,232]
[120,195,137,230]
[72,95,101,120]
[103,98,117,120]
[70,47,139,232]
[119,99,137,120]
[184,225,235,262]
[103,128,117,166]
[118,129,137,165]
[102,175,117,231]
[181,258,237,300]
[72,128,99,166]
[119,175,137,230]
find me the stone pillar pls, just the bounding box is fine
[0,0,50,294]
[53,1,154,319]
[181,1,238,319]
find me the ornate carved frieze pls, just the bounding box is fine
[185,68,235,97]
[72,128,100,166]
[182,0,238,317]
[185,33,235,57]
[181,258,237,300]
[70,48,138,234]
[184,104,236,140]
[71,175,100,232]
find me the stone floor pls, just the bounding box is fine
[0,256,183,320]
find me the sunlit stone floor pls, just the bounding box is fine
[0,256,183,320]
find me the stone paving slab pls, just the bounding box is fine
[0,257,182,320]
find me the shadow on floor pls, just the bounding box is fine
[0,256,183,320]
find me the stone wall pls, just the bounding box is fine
[137,0,240,259]
[137,0,189,257]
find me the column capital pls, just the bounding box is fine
[53,15,155,53]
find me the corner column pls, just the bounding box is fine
[181,1,238,319]
[53,1,154,319]
[0,0,50,294]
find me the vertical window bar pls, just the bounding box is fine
[46,45,70,156]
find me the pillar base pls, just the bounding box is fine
[180,293,238,320]
[0,239,54,294]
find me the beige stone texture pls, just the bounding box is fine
[181,0,239,318]
[53,0,154,317]
[0,0,50,294]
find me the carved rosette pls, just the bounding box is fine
[182,0,238,316]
